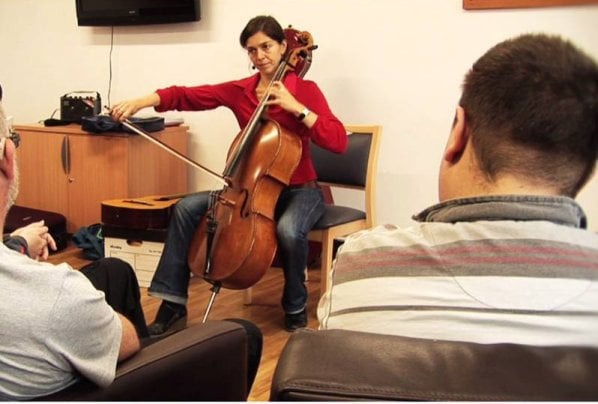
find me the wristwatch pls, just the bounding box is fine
[297,107,310,121]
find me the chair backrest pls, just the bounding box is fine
[310,125,381,227]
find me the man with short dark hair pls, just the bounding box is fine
[319,33,598,347]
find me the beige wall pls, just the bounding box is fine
[1,0,597,229]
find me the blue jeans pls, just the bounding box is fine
[148,187,325,314]
[148,191,209,305]
[275,187,325,314]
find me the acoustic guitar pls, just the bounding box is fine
[101,194,186,230]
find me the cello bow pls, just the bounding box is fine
[106,110,229,187]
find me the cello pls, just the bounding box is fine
[118,27,317,321]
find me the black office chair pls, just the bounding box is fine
[243,125,382,303]
[271,328,598,401]
[38,321,250,401]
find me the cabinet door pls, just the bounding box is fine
[15,130,69,218]
[67,135,129,232]
[127,130,189,197]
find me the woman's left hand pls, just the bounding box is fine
[264,81,303,115]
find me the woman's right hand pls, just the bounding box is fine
[111,93,161,122]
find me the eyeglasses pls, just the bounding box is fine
[7,130,20,148]
[1,130,20,150]
[0,129,18,160]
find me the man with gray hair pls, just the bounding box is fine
[0,86,142,400]
[0,86,263,399]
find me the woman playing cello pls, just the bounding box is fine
[111,15,347,334]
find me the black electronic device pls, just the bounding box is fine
[60,91,101,124]
[75,0,201,26]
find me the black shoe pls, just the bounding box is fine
[148,301,187,338]
[284,309,307,332]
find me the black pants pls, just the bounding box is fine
[80,257,149,338]
[80,258,263,391]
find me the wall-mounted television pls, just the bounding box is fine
[76,0,200,26]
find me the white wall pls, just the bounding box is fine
[1,0,597,229]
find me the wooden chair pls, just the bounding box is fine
[243,125,381,304]
[308,124,382,296]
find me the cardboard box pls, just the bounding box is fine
[104,237,164,288]
[103,226,168,288]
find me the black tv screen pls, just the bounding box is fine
[76,0,200,26]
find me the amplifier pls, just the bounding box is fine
[60,91,102,123]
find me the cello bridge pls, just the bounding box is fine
[217,196,236,207]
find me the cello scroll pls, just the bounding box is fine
[284,27,318,79]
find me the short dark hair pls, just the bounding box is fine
[239,15,285,48]
[460,33,598,197]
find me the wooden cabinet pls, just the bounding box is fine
[14,124,189,232]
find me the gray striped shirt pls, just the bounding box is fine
[318,195,598,347]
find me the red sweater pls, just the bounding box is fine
[155,72,347,185]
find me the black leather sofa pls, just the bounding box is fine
[38,320,249,401]
[271,328,598,401]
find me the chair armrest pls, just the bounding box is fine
[42,320,248,401]
[270,329,598,401]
